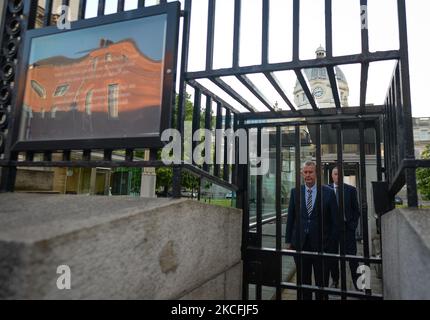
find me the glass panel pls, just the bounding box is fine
[20,14,168,141]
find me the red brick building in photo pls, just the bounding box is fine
[21,38,164,141]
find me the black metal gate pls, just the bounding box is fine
[1,0,429,300]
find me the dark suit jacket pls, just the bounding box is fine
[329,183,360,231]
[285,185,339,252]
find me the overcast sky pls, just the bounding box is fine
[81,0,429,117]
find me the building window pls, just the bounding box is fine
[30,80,46,98]
[108,84,119,118]
[106,53,112,62]
[85,90,93,115]
[53,84,69,97]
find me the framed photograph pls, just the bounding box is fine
[11,2,180,151]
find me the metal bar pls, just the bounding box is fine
[78,0,87,20]
[125,149,134,162]
[255,127,263,300]
[256,127,263,248]
[117,0,125,12]
[43,151,52,162]
[203,96,213,173]
[250,213,288,229]
[233,0,241,68]
[0,153,17,192]
[243,116,379,130]
[315,124,326,297]
[0,160,162,168]
[388,160,430,196]
[27,0,38,29]
[397,0,418,207]
[294,125,303,300]
[295,69,319,111]
[182,164,238,192]
[241,105,384,121]
[1,0,38,191]
[25,151,34,162]
[213,102,223,177]
[43,0,54,27]
[262,0,269,65]
[327,66,341,109]
[275,126,282,300]
[384,100,393,184]
[206,0,216,71]
[173,0,192,198]
[360,0,369,54]
[292,0,300,60]
[232,113,239,186]
[238,119,250,300]
[393,67,402,171]
[264,72,297,112]
[236,75,276,112]
[63,150,71,162]
[336,124,347,300]
[325,0,333,58]
[375,120,383,181]
[104,149,112,162]
[279,282,383,300]
[187,80,240,114]
[211,77,258,113]
[402,159,430,169]
[223,109,231,182]
[185,51,401,81]
[359,63,369,113]
[394,66,405,163]
[248,246,383,263]
[82,150,91,161]
[192,88,202,161]
[97,0,106,16]
[359,121,371,297]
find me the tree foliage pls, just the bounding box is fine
[417,145,430,200]
[155,93,213,194]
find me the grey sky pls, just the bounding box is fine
[85,0,428,116]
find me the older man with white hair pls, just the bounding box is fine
[285,160,339,300]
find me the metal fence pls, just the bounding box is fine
[1,0,430,300]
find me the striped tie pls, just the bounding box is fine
[306,188,313,216]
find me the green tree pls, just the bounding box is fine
[417,145,430,200]
[155,93,213,195]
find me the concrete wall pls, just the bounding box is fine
[382,208,430,300]
[0,194,242,299]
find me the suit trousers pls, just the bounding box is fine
[294,235,330,300]
[329,224,359,286]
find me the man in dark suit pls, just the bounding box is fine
[285,161,339,300]
[328,167,361,290]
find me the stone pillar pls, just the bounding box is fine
[382,208,430,299]
[0,195,243,299]
[140,149,156,198]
